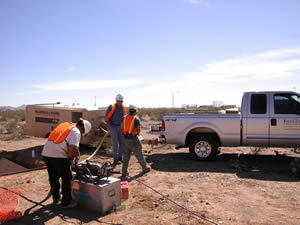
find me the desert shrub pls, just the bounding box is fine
[0,115,5,122]
[0,110,25,122]
[89,140,110,150]
[250,147,263,155]
[137,108,178,121]
[13,123,25,139]
[2,120,25,140]
[136,106,235,121]
[6,119,18,134]
[0,110,26,140]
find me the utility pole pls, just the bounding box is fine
[172,92,174,108]
[94,96,96,106]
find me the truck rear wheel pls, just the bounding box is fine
[189,135,219,160]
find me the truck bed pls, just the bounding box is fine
[163,113,241,146]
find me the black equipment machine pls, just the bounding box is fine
[73,161,120,185]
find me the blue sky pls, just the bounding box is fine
[1,0,300,108]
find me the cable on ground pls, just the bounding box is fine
[130,176,220,225]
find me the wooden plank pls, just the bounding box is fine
[0,158,27,176]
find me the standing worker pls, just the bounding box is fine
[42,119,92,208]
[121,105,150,179]
[105,94,126,166]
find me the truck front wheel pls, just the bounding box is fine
[189,135,219,160]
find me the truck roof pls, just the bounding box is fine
[244,91,299,95]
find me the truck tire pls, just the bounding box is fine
[189,135,219,160]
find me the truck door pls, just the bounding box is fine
[245,93,270,146]
[269,93,300,147]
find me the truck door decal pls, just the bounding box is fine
[283,119,300,130]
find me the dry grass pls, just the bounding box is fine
[137,108,178,121]
[0,110,25,140]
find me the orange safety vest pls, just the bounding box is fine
[48,122,75,144]
[105,104,126,122]
[122,115,137,136]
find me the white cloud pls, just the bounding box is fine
[15,93,25,96]
[66,66,74,72]
[119,68,137,76]
[124,46,300,107]
[31,91,42,95]
[180,46,300,86]
[30,46,300,108]
[33,79,139,91]
[187,0,210,7]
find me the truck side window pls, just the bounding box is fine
[250,94,267,114]
[274,94,300,114]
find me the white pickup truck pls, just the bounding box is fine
[161,91,300,160]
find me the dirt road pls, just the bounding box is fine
[1,123,300,225]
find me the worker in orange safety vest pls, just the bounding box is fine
[42,119,91,208]
[105,94,127,166]
[121,104,150,180]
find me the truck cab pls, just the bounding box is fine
[242,91,300,147]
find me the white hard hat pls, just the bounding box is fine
[129,104,137,112]
[82,120,92,135]
[116,94,124,102]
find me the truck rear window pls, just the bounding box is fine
[251,94,267,114]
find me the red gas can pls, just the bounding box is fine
[120,181,129,199]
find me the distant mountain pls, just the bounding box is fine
[16,104,26,110]
[0,104,26,110]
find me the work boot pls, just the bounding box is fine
[112,159,119,167]
[58,201,77,209]
[121,172,128,181]
[53,198,60,205]
[121,175,127,181]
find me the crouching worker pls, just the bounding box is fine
[121,105,150,179]
[42,119,91,208]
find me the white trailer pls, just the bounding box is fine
[25,104,108,145]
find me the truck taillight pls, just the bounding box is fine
[161,120,165,131]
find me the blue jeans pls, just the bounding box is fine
[110,125,124,161]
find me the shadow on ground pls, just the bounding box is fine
[8,205,114,225]
[1,186,121,225]
[3,144,112,170]
[146,152,300,182]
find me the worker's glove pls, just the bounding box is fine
[69,151,78,168]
